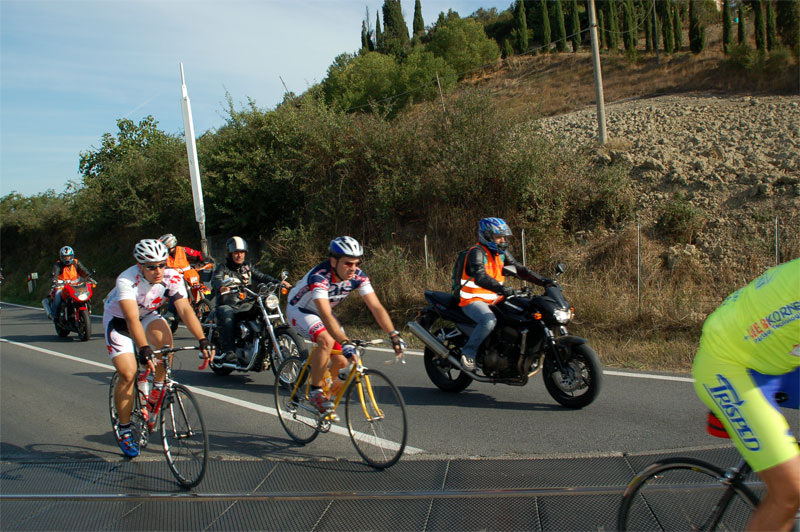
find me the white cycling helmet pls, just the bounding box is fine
[134,239,169,264]
[329,236,363,258]
[159,233,178,250]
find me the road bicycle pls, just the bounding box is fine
[274,339,408,468]
[109,345,209,488]
[617,398,797,531]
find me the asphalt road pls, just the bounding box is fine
[3,303,792,464]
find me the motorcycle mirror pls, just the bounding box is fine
[556,263,566,275]
[281,271,289,280]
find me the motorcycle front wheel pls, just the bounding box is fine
[78,309,91,341]
[269,326,309,378]
[543,343,603,409]
[54,308,70,337]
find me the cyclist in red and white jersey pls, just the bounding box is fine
[104,239,213,457]
[286,236,405,417]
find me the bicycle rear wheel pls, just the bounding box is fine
[345,368,407,468]
[618,457,759,531]
[274,357,319,444]
[109,371,148,448]
[160,384,208,488]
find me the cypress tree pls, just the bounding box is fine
[722,0,733,53]
[554,0,568,51]
[361,20,369,53]
[673,1,683,51]
[541,0,552,51]
[661,0,674,53]
[503,37,515,57]
[737,4,746,45]
[571,0,582,51]
[375,11,383,50]
[765,0,776,50]
[645,0,653,51]
[623,0,637,52]
[413,0,425,38]
[515,0,529,52]
[607,0,620,51]
[753,0,766,51]
[775,0,799,53]
[381,0,410,57]
[598,8,607,49]
[689,0,706,53]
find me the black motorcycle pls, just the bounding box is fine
[408,263,602,408]
[203,273,309,377]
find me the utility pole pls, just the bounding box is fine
[587,0,608,144]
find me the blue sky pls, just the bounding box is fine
[1,0,510,198]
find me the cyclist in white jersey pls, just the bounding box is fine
[104,239,213,457]
[286,236,406,417]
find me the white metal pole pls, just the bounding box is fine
[180,63,209,257]
[587,0,608,145]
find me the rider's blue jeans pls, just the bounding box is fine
[461,301,497,360]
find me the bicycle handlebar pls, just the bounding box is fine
[146,345,212,371]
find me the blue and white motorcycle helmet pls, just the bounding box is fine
[478,218,512,252]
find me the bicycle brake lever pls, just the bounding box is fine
[198,354,210,370]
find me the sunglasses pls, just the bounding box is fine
[144,262,167,271]
[342,260,361,267]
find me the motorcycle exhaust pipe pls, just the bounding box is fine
[407,321,451,359]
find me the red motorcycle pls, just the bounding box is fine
[49,277,95,341]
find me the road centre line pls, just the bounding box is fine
[0,337,424,454]
[2,302,694,383]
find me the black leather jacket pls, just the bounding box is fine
[211,258,279,310]
[464,245,548,294]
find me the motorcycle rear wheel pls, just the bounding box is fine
[78,309,91,341]
[422,326,472,393]
[542,343,602,409]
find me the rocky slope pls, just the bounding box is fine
[536,94,800,268]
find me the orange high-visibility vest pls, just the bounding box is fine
[58,262,79,281]
[166,246,191,272]
[459,243,505,306]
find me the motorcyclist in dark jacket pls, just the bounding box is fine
[211,236,289,363]
[458,218,551,370]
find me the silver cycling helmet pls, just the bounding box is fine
[329,236,363,258]
[158,233,178,250]
[134,239,169,264]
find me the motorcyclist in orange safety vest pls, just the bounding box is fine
[43,246,95,319]
[458,218,553,371]
[158,234,209,272]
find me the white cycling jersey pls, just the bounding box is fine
[286,260,374,314]
[104,265,187,319]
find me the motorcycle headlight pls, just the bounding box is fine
[553,308,573,324]
[265,294,280,310]
[78,293,89,301]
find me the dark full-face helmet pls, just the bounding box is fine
[478,218,512,253]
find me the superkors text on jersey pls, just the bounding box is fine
[287,261,374,312]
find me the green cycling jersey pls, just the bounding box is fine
[698,257,800,375]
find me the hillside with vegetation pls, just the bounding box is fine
[1,0,798,371]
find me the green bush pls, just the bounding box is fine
[427,15,501,74]
[655,194,706,243]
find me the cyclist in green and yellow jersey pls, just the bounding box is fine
[692,257,800,531]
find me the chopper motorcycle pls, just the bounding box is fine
[203,273,308,377]
[48,276,96,341]
[407,263,602,408]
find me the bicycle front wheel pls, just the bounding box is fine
[109,371,147,448]
[274,357,319,444]
[618,457,759,531]
[345,368,407,468]
[160,384,208,488]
